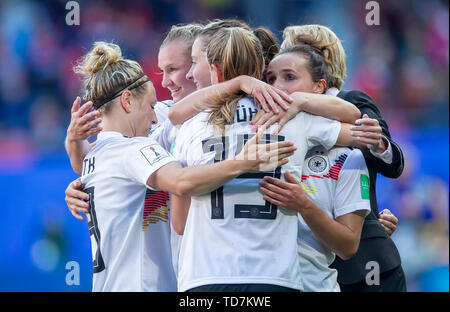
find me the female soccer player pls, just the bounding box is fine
[170,27,364,292]
[258,43,372,291]
[65,24,203,177]
[279,25,406,292]
[70,41,295,291]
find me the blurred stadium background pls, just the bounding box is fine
[0,0,448,292]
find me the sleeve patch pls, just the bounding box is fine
[140,144,169,165]
[360,174,370,199]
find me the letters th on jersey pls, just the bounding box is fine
[82,156,95,176]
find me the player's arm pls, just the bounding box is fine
[168,75,293,126]
[251,91,360,133]
[65,97,102,173]
[291,91,360,124]
[171,194,191,235]
[259,171,366,260]
[149,128,296,196]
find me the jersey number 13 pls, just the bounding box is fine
[202,133,284,220]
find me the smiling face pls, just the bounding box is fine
[158,40,197,102]
[186,37,212,90]
[266,52,325,94]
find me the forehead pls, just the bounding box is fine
[191,37,205,55]
[268,53,308,72]
[158,41,190,67]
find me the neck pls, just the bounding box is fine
[100,116,136,138]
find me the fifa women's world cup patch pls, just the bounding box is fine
[360,174,370,199]
[140,144,169,165]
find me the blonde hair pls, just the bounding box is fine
[74,41,147,114]
[205,27,264,134]
[283,25,346,89]
[198,20,278,80]
[161,23,204,57]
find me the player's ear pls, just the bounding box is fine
[313,79,326,94]
[210,63,223,84]
[120,90,132,113]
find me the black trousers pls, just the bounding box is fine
[339,265,407,292]
[186,283,300,292]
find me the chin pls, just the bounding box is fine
[171,94,181,103]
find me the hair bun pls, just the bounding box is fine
[78,41,123,77]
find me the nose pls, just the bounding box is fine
[273,79,286,93]
[151,109,158,125]
[186,64,194,81]
[161,72,171,88]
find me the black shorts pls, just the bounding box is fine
[186,283,300,292]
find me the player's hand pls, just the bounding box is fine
[67,97,102,142]
[350,114,386,154]
[259,171,312,212]
[65,178,90,221]
[235,125,297,172]
[379,209,398,236]
[250,100,302,135]
[239,76,292,114]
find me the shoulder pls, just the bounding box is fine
[337,89,372,102]
[179,112,207,132]
[158,100,174,108]
[338,89,380,114]
[176,113,209,145]
[123,136,161,154]
[238,97,257,107]
[154,101,172,114]
[337,147,367,172]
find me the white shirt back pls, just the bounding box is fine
[173,97,341,291]
[298,146,371,291]
[81,131,177,291]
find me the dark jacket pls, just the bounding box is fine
[330,90,404,285]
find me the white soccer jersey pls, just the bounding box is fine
[150,100,179,152]
[80,131,178,292]
[149,99,182,277]
[298,146,371,292]
[172,97,341,292]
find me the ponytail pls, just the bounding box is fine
[205,27,264,134]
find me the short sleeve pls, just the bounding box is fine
[172,113,212,167]
[150,119,179,152]
[172,125,190,167]
[302,113,341,150]
[153,101,170,126]
[333,149,371,218]
[123,139,177,189]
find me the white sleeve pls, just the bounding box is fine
[302,113,341,150]
[123,139,177,190]
[171,125,190,167]
[150,119,179,152]
[333,149,371,218]
[172,115,213,167]
[154,101,170,124]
